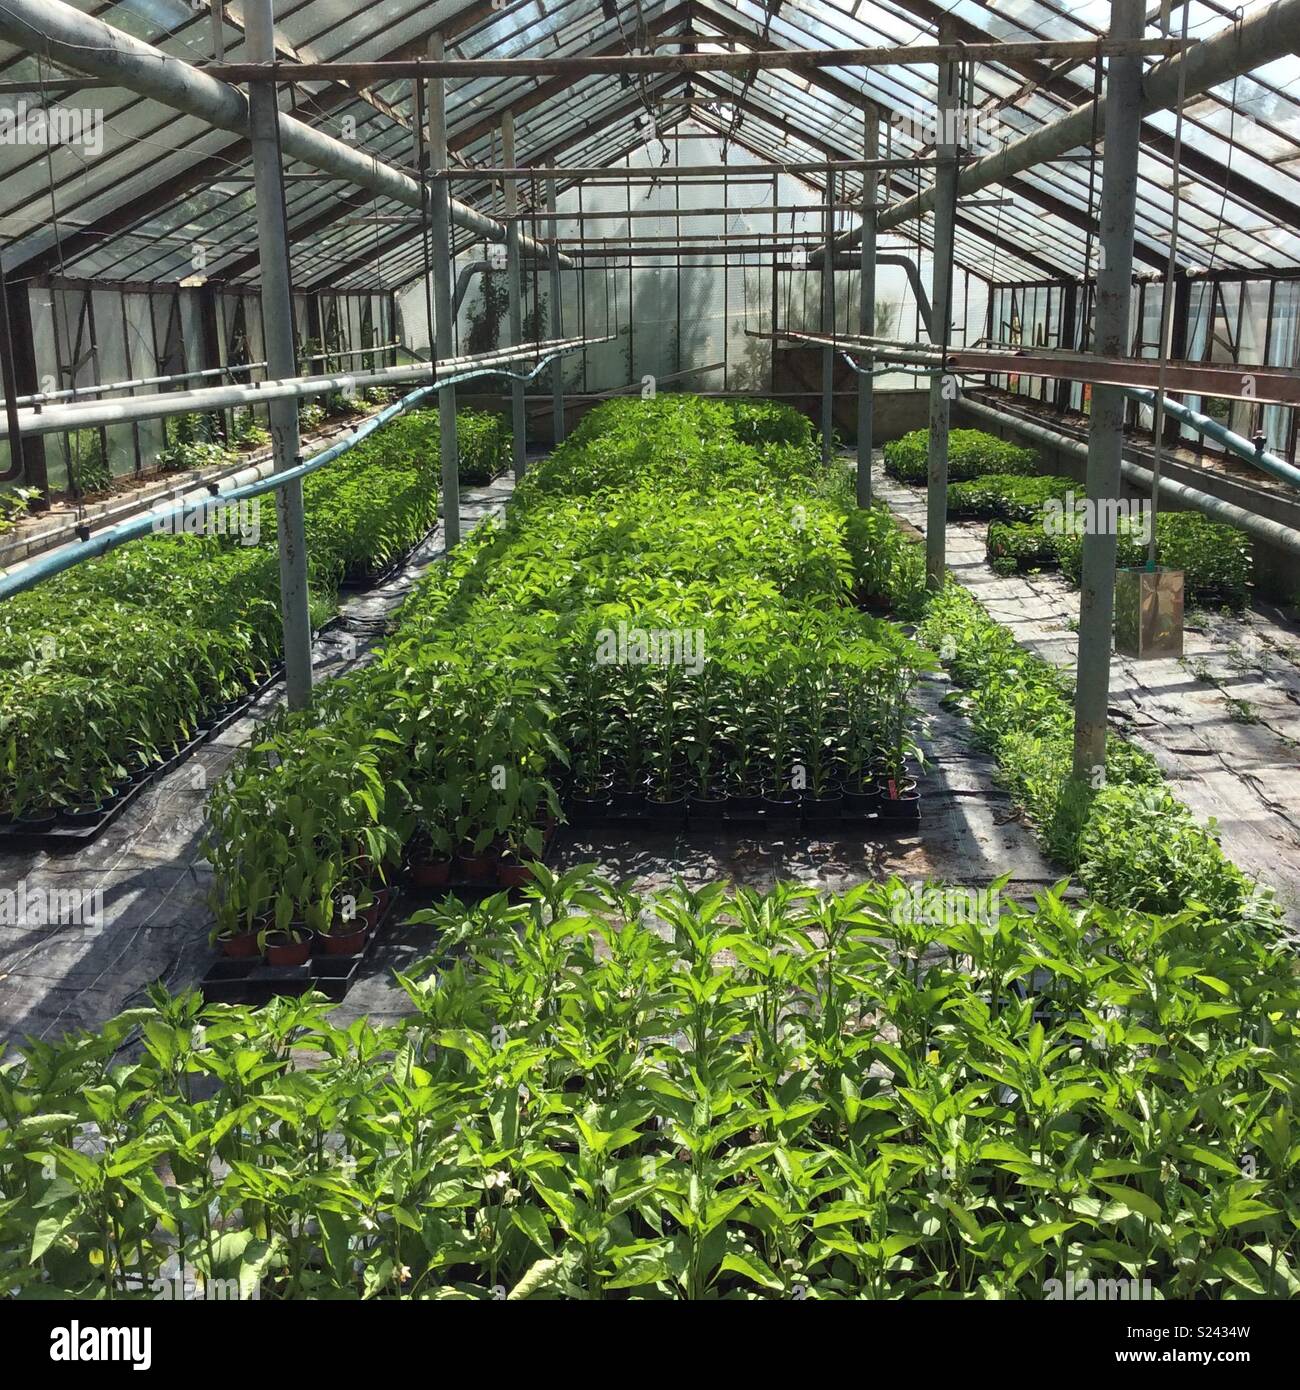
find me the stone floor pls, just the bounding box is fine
[875,460,1300,933]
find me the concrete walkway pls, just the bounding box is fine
[876,460,1300,932]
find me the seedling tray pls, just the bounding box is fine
[338,524,437,592]
[199,899,393,1006]
[0,662,288,852]
[569,798,922,835]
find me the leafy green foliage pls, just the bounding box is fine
[67,428,111,496]
[0,412,441,817]
[205,395,929,925]
[949,473,1074,522]
[1,869,1295,1300]
[884,428,1037,484]
[985,512,1250,606]
[918,583,1269,922]
[0,486,40,538]
[986,520,1058,575]
[1054,512,1250,607]
[726,399,815,449]
[455,408,512,484]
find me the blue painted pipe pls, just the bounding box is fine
[0,350,568,603]
[1124,386,1300,492]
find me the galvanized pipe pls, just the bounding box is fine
[856,106,879,508]
[7,339,599,437]
[1073,0,1145,782]
[548,179,566,444]
[427,32,461,549]
[453,260,491,317]
[502,112,527,480]
[1125,388,1300,492]
[0,342,594,605]
[203,36,1185,83]
[0,0,568,269]
[0,347,408,408]
[925,34,960,589]
[830,255,933,335]
[820,189,835,464]
[0,256,27,484]
[960,395,1300,559]
[812,0,1300,258]
[248,0,312,710]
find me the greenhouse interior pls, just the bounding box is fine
[0,0,1299,1317]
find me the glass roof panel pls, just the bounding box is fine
[2,0,1297,288]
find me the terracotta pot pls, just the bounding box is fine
[321,923,369,956]
[410,856,452,888]
[455,851,497,882]
[265,934,311,966]
[497,859,535,889]
[220,931,261,960]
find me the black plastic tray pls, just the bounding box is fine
[200,899,392,1006]
[337,524,437,592]
[0,662,288,852]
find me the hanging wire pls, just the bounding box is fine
[1146,1,1194,568]
[1079,39,1104,356]
[1203,9,1244,278]
[412,77,436,385]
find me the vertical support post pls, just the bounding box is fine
[924,29,960,589]
[502,111,526,479]
[247,0,312,709]
[1072,0,1145,782]
[856,103,879,508]
[770,172,778,394]
[210,2,225,61]
[820,183,835,463]
[547,179,565,444]
[1057,280,1079,412]
[427,32,460,548]
[0,255,29,485]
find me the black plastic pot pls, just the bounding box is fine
[568,792,611,827]
[687,792,727,824]
[877,791,921,824]
[761,793,802,823]
[725,791,763,821]
[611,787,648,818]
[645,794,687,830]
[16,807,59,829]
[842,785,879,819]
[802,789,844,824]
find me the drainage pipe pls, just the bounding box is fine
[1124,387,1300,492]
